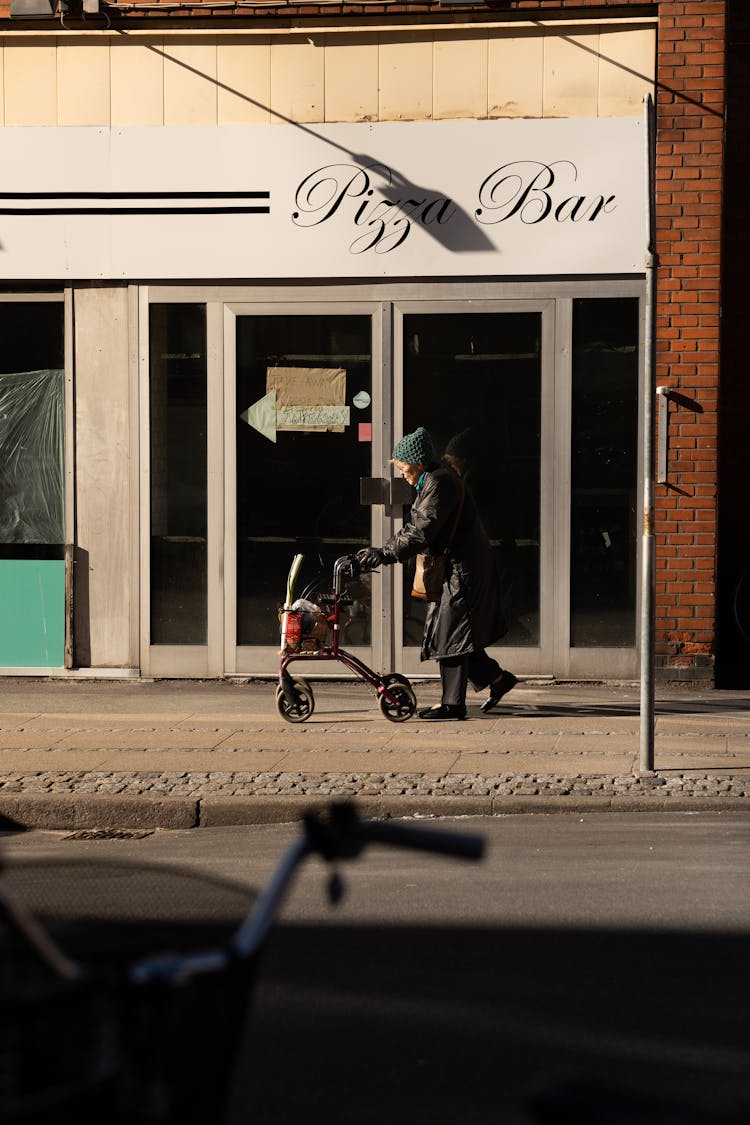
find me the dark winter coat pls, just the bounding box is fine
[381,464,507,661]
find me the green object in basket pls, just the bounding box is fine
[285,554,304,608]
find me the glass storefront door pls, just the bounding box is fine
[226,304,384,676]
[395,302,554,676]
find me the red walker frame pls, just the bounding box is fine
[277,555,416,723]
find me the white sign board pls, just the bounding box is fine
[0,118,646,280]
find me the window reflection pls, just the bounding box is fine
[570,298,639,647]
[402,312,542,648]
[149,304,207,645]
[0,303,65,549]
[236,315,372,647]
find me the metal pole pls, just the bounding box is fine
[640,94,656,773]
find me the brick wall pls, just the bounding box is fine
[652,1,724,683]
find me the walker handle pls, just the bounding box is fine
[333,554,359,593]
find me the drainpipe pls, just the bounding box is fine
[640,93,656,774]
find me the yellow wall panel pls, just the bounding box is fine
[543,31,599,118]
[270,38,324,124]
[598,27,656,116]
[217,37,271,124]
[488,31,543,118]
[324,35,378,123]
[379,35,433,121]
[58,39,110,126]
[111,38,164,126]
[4,39,57,126]
[434,33,487,120]
[0,43,4,127]
[163,39,217,125]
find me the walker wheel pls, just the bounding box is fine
[378,673,417,723]
[276,677,315,723]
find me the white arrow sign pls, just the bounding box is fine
[240,390,350,443]
[240,389,278,442]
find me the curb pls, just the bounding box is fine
[1,792,749,831]
[0,794,199,832]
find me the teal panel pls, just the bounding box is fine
[0,559,65,667]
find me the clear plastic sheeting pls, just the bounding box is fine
[0,369,64,544]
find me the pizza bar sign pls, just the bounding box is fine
[292,159,618,255]
[0,118,646,279]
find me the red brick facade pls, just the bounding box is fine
[653,2,725,682]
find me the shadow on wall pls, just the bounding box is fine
[72,545,91,667]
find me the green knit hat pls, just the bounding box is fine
[392,427,436,466]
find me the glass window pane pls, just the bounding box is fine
[0,302,65,549]
[571,298,639,647]
[402,312,542,648]
[149,304,207,645]
[236,315,372,646]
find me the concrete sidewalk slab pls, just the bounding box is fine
[275,750,462,773]
[449,753,638,774]
[552,734,641,752]
[0,756,290,774]
[650,734,730,753]
[1,751,115,770]
[487,716,641,734]
[20,712,197,727]
[657,717,750,734]
[657,759,750,773]
[0,732,69,750]
[217,730,392,752]
[51,729,244,750]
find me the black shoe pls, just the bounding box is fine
[417,704,467,721]
[480,671,518,713]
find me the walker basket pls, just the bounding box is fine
[1,858,257,1125]
[279,600,330,652]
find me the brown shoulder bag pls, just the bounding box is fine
[411,481,465,602]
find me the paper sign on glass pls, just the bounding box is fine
[266,366,348,432]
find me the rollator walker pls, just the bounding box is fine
[276,553,417,723]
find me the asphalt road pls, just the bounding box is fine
[3,812,750,1124]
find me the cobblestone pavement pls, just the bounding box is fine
[2,769,749,799]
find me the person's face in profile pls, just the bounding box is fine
[393,460,424,487]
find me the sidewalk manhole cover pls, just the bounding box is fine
[63,828,154,841]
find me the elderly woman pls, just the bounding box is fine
[356,426,517,720]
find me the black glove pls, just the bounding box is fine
[355,547,385,571]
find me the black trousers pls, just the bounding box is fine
[438,651,504,707]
